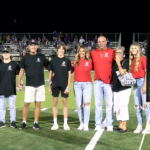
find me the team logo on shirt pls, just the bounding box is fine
[61,61,66,67]
[8,65,12,70]
[85,62,89,66]
[37,58,41,62]
[104,53,109,57]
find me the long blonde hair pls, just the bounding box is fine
[129,43,143,72]
[74,45,90,66]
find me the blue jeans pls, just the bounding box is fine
[94,80,113,127]
[0,95,16,123]
[74,82,92,124]
[134,78,150,125]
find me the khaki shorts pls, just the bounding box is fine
[24,85,45,103]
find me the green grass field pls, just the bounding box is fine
[0,71,150,150]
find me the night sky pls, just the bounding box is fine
[0,1,149,50]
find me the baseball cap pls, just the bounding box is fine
[2,48,10,53]
[29,39,38,45]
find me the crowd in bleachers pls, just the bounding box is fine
[0,32,112,57]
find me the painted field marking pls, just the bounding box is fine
[41,108,48,111]
[85,129,104,150]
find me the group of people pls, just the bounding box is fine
[0,36,149,134]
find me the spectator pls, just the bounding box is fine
[74,35,78,41]
[58,32,64,41]
[14,36,17,43]
[87,40,92,51]
[107,38,110,47]
[10,35,15,44]
[22,35,27,43]
[52,31,57,41]
[79,36,85,45]
[129,43,150,134]
[57,37,62,44]
[6,35,10,43]
[112,46,131,133]
[45,39,50,48]
[37,37,41,45]
[64,34,70,45]
[93,36,98,43]
[72,39,78,53]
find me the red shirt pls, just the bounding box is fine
[131,56,146,78]
[91,48,115,84]
[72,59,92,82]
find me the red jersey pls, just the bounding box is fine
[91,48,115,84]
[72,59,92,82]
[131,56,146,78]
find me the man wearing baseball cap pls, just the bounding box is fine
[18,39,49,130]
[0,48,21,128]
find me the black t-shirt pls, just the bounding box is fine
[20,53,49,87]
[47,57,72,86]
[112,59,131,92]
[0,61,20,97]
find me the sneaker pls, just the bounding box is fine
[19,122,26,130]
[142,125,150,134]
[107,126,113,132]
[0,121,6,128]
[83,124,89,131]
[33,122,40,130]
[51,124,59,130]
[10,121,17,128]
[94,126,101,131]
[74,109,77,112]
[77,123,84,130]
[63,124,70,130]
[134,124,142,133]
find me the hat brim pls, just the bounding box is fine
[29,42,38,45]
[2,50,10,53]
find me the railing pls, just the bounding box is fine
[133,33,148,43]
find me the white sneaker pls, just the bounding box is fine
[142,125,150,134]
[74,109,77,112]
[107,126,113,132]
[63,124,70,130]
[51,124,59,130]
[94,126,101,131]
[77,123,84,130]
[83,124,89,131]
[134,124,142,133]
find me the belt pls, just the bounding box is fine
[96,79,101,81]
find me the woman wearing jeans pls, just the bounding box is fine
[72,45,92,131]
[129,43,150,134]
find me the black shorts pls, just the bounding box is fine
[51,83,68,98]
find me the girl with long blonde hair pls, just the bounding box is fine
[129,43,150,134]
[72,45,92,131]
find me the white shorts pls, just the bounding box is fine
[24,85,45,103]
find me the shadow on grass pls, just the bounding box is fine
[7,109,95,146]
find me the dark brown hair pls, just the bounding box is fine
[57,43,66,52]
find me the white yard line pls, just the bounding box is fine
[40,108,48,111]
[85,129,104,150]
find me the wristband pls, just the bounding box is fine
[66,87,70,90]
[118,65,122,69]
[20,84,23,86]
[49,81,52,85]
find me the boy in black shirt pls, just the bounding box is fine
[0,49,20,128]
[18,40,49,130]
[48,43,71,130]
